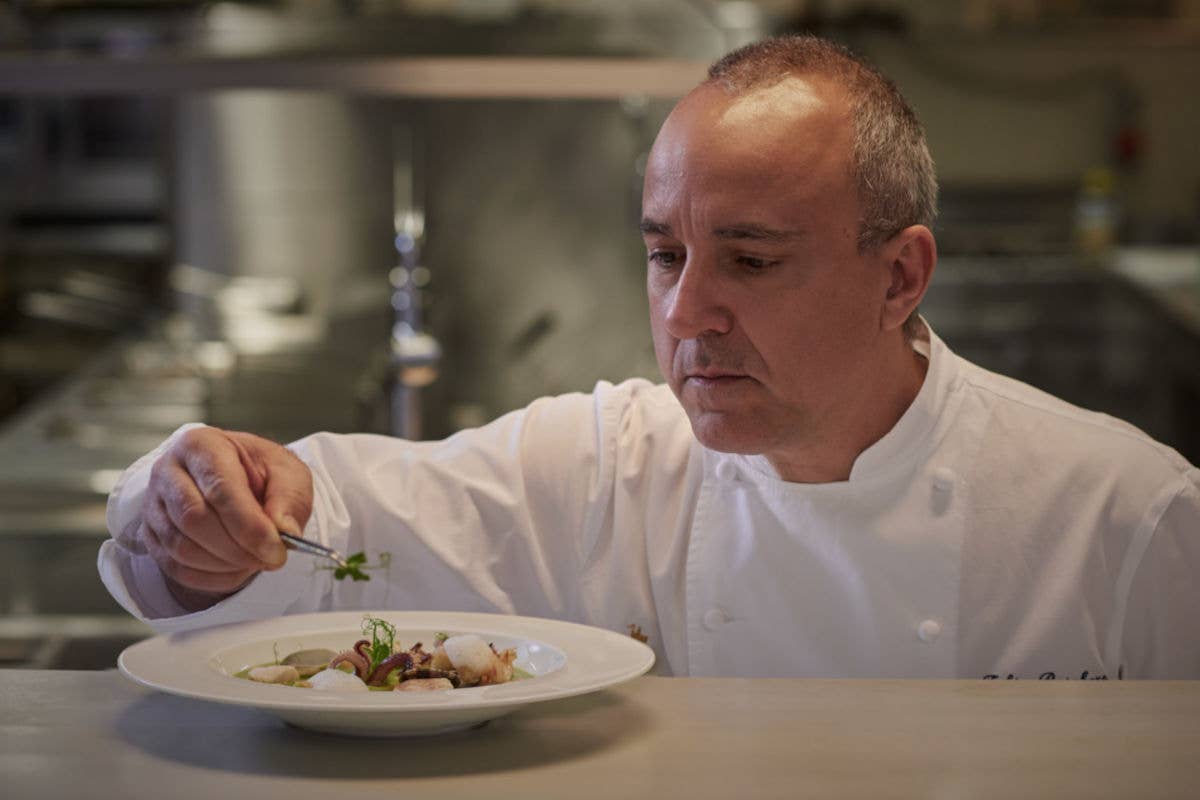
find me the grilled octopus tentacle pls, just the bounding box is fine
[327,639,371,680]
[366,651,415,686]
[408,644,433,667]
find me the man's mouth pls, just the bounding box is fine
[684,372,751,387]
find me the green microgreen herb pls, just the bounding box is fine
[333,551,370,581]
[362,615,397,671]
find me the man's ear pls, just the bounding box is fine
[880,224,936,333]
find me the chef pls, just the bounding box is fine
[99,35,1200,679]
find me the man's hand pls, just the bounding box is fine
[138,427,314,613]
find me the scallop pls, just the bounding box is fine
[247,665,301,684]
[441,634,514,686]
[395,678,454,692]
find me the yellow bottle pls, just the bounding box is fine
[1074,166,1117,262]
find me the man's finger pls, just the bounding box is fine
[173,430,286,567]
[141,522,259,595]
[228,431,314,536]
[149,451,252,564]
[166,562,260,595]
[145,498,244,573]
[262,459,314,537]
[150,459,263,569]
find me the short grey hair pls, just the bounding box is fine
[707,36,938,338]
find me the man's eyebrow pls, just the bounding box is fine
[639,220,802,242]
[712,224,803,243]
[639,219,671,237]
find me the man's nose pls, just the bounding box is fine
[664,256,734,340]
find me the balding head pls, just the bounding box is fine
[707,35,938,255]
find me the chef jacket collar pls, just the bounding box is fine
[731,317,957,486]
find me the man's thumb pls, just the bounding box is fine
[228,430,313,537]
[272,511,305,537]
[264,489,311,536]
[261,463,313,537]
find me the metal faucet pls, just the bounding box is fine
[388,125,440,440]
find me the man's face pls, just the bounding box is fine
[642,77,897,461]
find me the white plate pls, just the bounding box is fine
[119,610,655,737]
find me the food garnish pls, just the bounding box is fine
[237,615,523,693]
[361,615,397,671]
[324,550,391,581]
[334,552,370,581]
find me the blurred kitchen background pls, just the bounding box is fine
[0,0,1198,668]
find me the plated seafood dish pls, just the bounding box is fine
[236,615,528,692]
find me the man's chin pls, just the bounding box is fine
[685,409,774,455]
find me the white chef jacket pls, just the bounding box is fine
[99,324,1200,679]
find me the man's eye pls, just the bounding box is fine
[737,255,776,271]
[648,250,680,267]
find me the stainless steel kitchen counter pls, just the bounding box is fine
[1111,246,1200,339]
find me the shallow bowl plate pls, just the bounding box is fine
[119,610,654,737]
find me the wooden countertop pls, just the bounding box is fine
[2,670,1197,799]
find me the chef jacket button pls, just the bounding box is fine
[917,619,942,643]
[933,467,955,491]
[702,608,729,631]
[715,460,738,482]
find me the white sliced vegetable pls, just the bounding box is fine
[307,668,370,692]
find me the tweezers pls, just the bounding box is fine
[279,531,349,568]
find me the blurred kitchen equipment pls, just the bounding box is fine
[389,123,440,440]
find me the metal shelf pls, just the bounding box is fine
[0,53,708,98]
